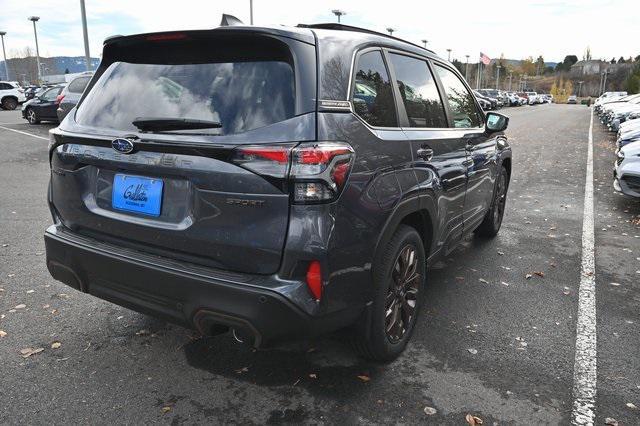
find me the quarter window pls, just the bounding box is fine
[67,76,91,93]
[389,53,447,128]
[352,50,397,127]
[434,65,482,128]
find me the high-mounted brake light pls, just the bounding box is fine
[145,33,188,41]
[306,261,322,301]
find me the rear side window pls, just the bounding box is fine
[388,53,447,128]
[352,50,397,127]
[75,61,295,135]
[67,76,91,93]
[434,65,482,128]
[0,83,11,90]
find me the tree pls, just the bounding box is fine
[583,46,592,61]
[520,57,536,75]
[610,57,617,64]
[555,55,578,72]
[618,56,626,64]
[535,55,545,75]
[64,68,70,74]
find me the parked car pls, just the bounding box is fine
[478,89,504,107]
[21,85,65,124]
[57,72,94,122]
[24,85,41,100]
[614,141,640,198]
[616,115,640,148]
[525,92,539,105]
[0,80,26,110]
[473,90,498,110]
[44,23,512,361]
[567,95,577,104]
[600,94,640,129]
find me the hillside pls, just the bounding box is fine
[1,56,100,82]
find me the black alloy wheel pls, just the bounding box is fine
[385,244,420,343]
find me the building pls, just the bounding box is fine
[571,60,605,76]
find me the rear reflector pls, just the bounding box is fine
[306,261,322,301]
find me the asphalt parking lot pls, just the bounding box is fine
[0,105,639,424]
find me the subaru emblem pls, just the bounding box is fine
[111,138,134,154]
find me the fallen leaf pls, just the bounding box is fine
[51,341,62,349]
[497,251,504,256]
[467,348,478,355]
[135,329,150,336]
[626,402,638,410]
[501,281,510,286]
[525,274,533,279]
[309,373,317,379]
[235,367,248,374]
[465,414,483,425]
[0,330,7,337]
[423,406,437,415]
[563,287,571,295]
[478,278,489,284]
[605,418,618,426]
[13,304,26,309]
[357,375,370,382]
[26,290,35,294]
[20,347,44,358]
[610,282,621,287]
[161,406,171,414]
[534,271,545,277]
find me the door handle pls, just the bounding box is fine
[465,143,476,152]
[416,148,434,161]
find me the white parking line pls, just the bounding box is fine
[0,125,48,140]
[571,107,597,425]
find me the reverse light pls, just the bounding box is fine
[306,261,322,301]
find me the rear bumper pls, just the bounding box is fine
[44,225,358,346]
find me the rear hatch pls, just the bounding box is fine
[49,29,317,274]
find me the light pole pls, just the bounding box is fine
[332,10,346,23]
[79,0,91,71]
[508,71,513,91]
[446,49,452,61]
[496,65,501,90]
[421,39,428,49]
[386,28,395,36]
[465,54,470,81]
[0,32,9,81]
[28,16,41,84]
[577,81,583,97]
[249,0,253,24]
[602,70,609,95]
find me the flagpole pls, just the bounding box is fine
[476,54,480,89]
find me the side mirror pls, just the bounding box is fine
[486,112,509,132]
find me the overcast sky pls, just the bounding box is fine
[0,0,637,63]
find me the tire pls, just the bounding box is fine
[2,97,18,110]
[354,225,426,361]
[476,165,509,238]
[26,108,40,125]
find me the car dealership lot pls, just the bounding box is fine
[0,106,638,424]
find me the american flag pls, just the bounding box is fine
[480,52,491,65]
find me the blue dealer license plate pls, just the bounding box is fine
[112,174,163,217]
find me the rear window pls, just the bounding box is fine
[75,60,295,135]
[67,76,91,93]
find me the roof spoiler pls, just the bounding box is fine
[220,14,244,26]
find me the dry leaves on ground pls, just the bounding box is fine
[20,347,44,358]
[465,414,483,425]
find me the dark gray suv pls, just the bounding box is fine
[45,23,511,361]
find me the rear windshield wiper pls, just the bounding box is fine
[132,117,222,132]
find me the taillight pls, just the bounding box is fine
[231,142,354,203]
[290,142,354,203]
[230,145,293,178]
[55,94,65,105]
[306,261,322,301]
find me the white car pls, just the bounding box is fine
[0,81,26,110]
[526,92,538,105]
[614,140,640,198]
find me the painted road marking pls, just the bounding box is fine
[571,107,597,425]
[0,125,48,140]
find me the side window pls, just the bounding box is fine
[42,88,60,101]
[0,83,11,90]
[352,50,397,127]
[68,76,91,93]
[435,65,482,128]
[388,53,447,128]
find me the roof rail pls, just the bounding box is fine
[296,23,435,55]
